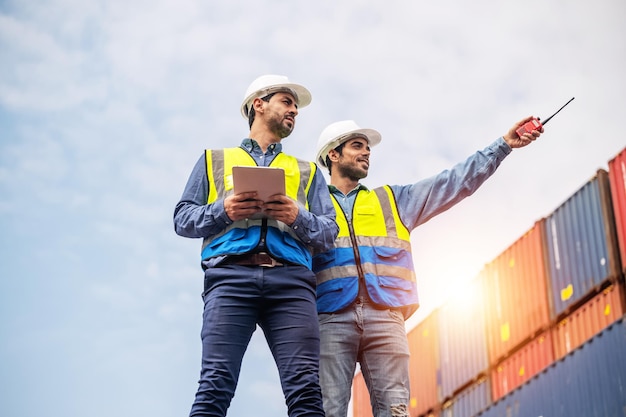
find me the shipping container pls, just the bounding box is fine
[480,220,551,364]
[440,377,490,417]
[407,310,440,417]
[543,169,621,318]
[552,281,626,359]
[437,277,488,401]
[608,147,626,274]
[477,317,626,417]
[489,330,554,401]
[352,371,373,417]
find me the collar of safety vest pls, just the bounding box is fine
[241,138,282,155]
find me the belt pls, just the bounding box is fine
[224,252,284,267]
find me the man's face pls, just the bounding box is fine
[263,92,299,139]
[333,137,371,181]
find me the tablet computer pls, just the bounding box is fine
[232,166,286,203]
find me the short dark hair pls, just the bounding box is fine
[247,93,276,128]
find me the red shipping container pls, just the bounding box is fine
[552,282,626,359]
[407,310,440,417]
[490,330,554,401]
[480,220,551,365]
[608,147,626,274]
[352,371,373,417]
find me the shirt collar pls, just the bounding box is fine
[329,183,369,196]
[241,138,282,155]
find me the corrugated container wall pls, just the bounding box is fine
[352,371,373,417]
[552,281,626,359]
[441,377,490,417]
[543,169,621,318]
[407,310,440,417]
[490,330,554,401]
[477,317,626,417]
[480,220,551,364]
[437,277,488,401]
[608,147,626,273]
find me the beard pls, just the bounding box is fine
[267,114,294,139]
[336,160,368,181]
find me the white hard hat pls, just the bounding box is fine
[315,120,382,168]
[240,74,312,119]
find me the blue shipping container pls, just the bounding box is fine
[477,316,626,417]
[441,377,490,417]
[437,277,489,400]
[544,170,621,317]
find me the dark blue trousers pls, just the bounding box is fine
[189,264,324,417]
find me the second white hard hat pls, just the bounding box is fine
[240,74,312,119]
[315,120,382,168]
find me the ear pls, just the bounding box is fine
[328,148,340,163]
[252,97,265,115]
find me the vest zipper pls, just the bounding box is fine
[347,219,365,282]
[334,193,366,283]
[258,217,268,251]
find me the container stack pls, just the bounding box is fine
[352,146,626,416]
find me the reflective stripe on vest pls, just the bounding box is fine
[201,147,316,266]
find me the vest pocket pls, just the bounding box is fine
[377,275,414,291]
[371,245,413,270]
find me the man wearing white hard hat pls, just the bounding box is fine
[312,118,543,417]
[174,74,337,417]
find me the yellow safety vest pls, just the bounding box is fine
[201,147,317,267]
[313,186,419,318]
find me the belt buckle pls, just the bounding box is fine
[257,253,281,267]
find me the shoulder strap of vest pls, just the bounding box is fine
[206,148,255,203]
[270,154,314,208]
[374,185,411,240]
[297,160,316,209]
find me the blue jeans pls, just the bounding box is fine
[190,264,325,417]
[318,296,410,417]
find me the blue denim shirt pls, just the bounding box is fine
[330,137,512,230]
[174,139,338,262]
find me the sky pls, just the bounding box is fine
[1,1,624,416]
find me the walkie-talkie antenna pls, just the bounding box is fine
[516,96,576,137]
[541,97,575,125]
